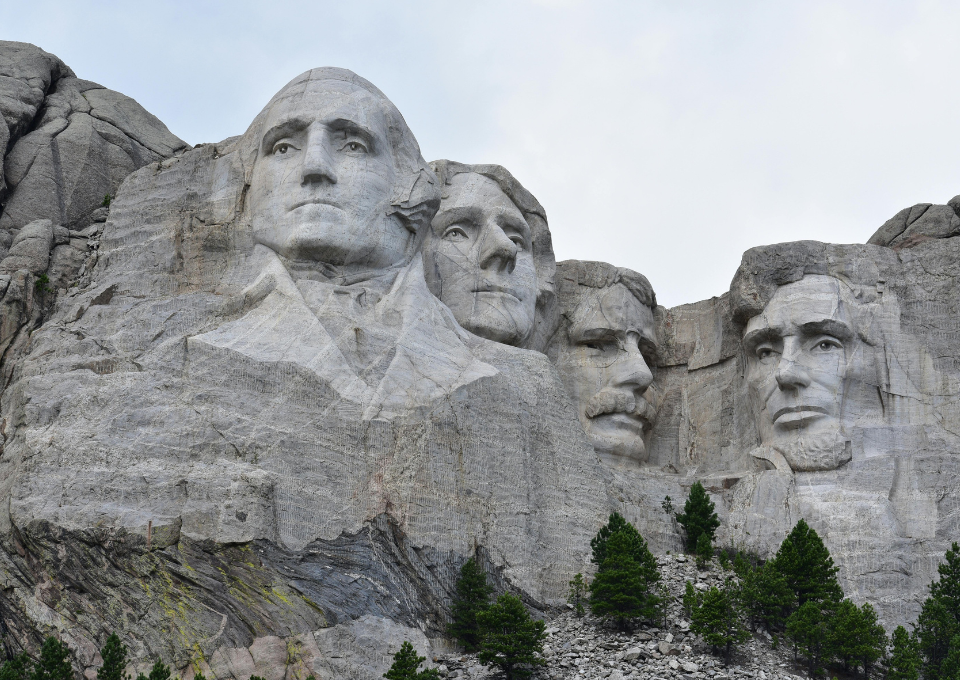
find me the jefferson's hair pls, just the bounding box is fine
[555,260,657,311]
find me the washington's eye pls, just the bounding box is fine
[443,226,469,241]
[341,141,368,154]
[273,142,293,155]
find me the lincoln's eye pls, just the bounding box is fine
[757,348,775,360]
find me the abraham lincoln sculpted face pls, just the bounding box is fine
[247,74,413,271]
[742,275,861,471]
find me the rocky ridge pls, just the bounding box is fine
[434,554,811,680]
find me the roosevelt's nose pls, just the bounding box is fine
[477,221,518,273]
[612,340,654,395]
[301,125,337,186]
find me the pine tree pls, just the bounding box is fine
[740,561,795,632]
[828,600,886,677]
[690,580,749,664]
[590,512,634,565]
[383,641,439,680]
[30,638,72,680]
[676,482,721,553]
[143,660,169,680]
[887,626,921,680]
[785,600,833,678]
[476,593,546,680]
[567,574,587,618]
[0,653,32,680]
[448,558,493,652]
[696,533,713,569]
[97,634,128,680]
[772,519,842,608]
[733,552,752,578]
[683,581,699,618]
[917,542,960,680]
[589,527,661,630]
[940,635,960,680]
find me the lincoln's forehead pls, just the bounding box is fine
[571,284,656,340]
[745,275,852,336]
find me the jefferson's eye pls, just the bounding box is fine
[443,226,469,241]
[816,339,842,352]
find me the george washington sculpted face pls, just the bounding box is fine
[247,77,411,271]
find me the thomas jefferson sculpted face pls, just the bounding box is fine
[247,77,410,270]
[423,172,538,346]
[742,275,860,471]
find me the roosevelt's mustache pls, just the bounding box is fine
[585,391,657,424]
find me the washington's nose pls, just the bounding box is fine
[613,342,654,395]
[478,222,518,273]
[301,127,337,186]
[775,357,811,390]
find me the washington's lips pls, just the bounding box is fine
[289,197,343,211]
[772,405,829,423]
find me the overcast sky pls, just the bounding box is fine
[8,0,960,307]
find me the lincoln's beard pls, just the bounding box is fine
[774,429,851,472]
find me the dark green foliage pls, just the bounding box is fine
[696,533,713,569]
[383,641,440,680]
[102,195,111,208]
[690,580,749,663]
[589,525,661,630]
[31,638,72,680]
[34,274,51,293]
[144,660,169,680]
[718,550,730,571]
[568,573,587,617]
[733,552,751,578]
[590,512,634,565]
[940,636,960,680]
[740,561,795,632]
[249,676,266,680]
[917,542,960,680]
[785,601,832,677]
[97,634,128,680]
[887,626,921,680]
[828,600,886,677]
[661,496,674,515]
[448,558,493,652]
[476,593,546,680]
[676,482,721,553]
[655,582,672,629]
[772,519,842,607]
[0,653,32,680]
[683,580,699,618]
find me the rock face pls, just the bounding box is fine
[0,43,957,680]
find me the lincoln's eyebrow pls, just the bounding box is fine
[742,326,783,348]
[261,117,310,154]
[799,319,854,341]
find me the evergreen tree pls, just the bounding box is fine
[590,512,639,565]
[0,653,32,680]
[676,482,721,553]
[733,552,752,579]
[887,626,921,680]
[144,661,169,680]
[690,580,749,664]
[448,558,493,652]
[785,601,833,678]
[940,635,960,680]
[828,600,886,677]
[740,561,795,632]
[30,638,72,680]
[383,641,439,680]
[917,542,960,680]
[476,593,546,680]
[567,574,587,618]
[682,581,699,618]
[772,519,842,607]
[589,528,661,630]
[97,634,128,680]
[696,533,714,569]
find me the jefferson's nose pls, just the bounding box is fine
[477,222,518,273]
[612,341,654,395]
[301,126,337,185]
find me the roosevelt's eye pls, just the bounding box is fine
[509,235,527,249]
[442,226,469,241]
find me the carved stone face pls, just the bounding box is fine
[743,275,859,470]
[554,283,657,466]
[423,173,538,346]
[248,78,408,269]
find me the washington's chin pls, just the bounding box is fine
[254,219,411,268]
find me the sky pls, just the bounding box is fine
[7,0,960,307]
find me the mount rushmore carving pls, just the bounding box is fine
[0,41,957,679]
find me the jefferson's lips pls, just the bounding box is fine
[772,405,829,422]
